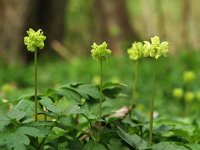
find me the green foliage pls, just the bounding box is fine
[117,126,148,149]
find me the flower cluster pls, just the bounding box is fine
[127,36,169,60]
[91,42,112,61]
[172,88,197,102]
[24,28,46,52]
[173,70,199,102]
[143,36,169,59]
[127,42,143,61]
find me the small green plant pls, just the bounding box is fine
[127,42,144,117]
[173,70,197,116]
[91,42,111,118]
[24,28,46,121]
[143,36,169,146]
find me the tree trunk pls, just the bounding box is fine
[0,0,28,64]
[155,0,166,39]
[182,0,191,49]
[95,0,139,54]
[0,0,67,64]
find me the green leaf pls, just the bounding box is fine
[61,83,100,100]
[68,140,83,150]
[117,126,147,149]
[17,126,46,137]
[107,138,129,150]
[185,143,200,150]
[172,129,190,142]
[57,88,81,102]
[152,142,189,150]
[103,82,126,98]
[83,140,106,150]
[8,99,34,120]
[0,115,10,131]
[40,97,58,113]
[73,84,100,99]
[64,104,83,115]
[0,129,31,150]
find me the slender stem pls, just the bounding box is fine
[149,59,156,146]
[89,122,96,140]
[129,60,138,118]
[34,49,38,121]
[99,59,103,118]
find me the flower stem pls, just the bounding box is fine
[99,59,103,118]
[129,60,138,118]
[34,49,38,121]
[149,59,156,146]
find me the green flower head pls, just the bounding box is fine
[127,42,143,61]
[143,36,169,59]
[91,42,112,61]
[24,28,46,52]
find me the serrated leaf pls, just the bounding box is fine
[57,88,81,102]
[0,126,43,150]
[152,142,189,150]
[40,97,58,113]
[73,84,100,99]
[83,140,106,150]
[61,83,100,100]
[117,126,147,149]
[185,143,200,150]
[172,129,190,142]
[64,104,83,116]
[0,116,10,131]
[17,126,45,137]
[103,82,126,98]
[8,99,34,120]
[107,138,129,150]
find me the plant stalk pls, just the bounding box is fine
[129,60,138,118]
[99,59,103,118]
[149,59,156,146]
[34,49,38,121]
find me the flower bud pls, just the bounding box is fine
[183,71,196,83]
[184,91,194,102]
[173,88,183,99]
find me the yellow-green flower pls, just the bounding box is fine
[173,88,183,99]
[24,28,46,52]
[184,91,194,102]
[143,36,169,59]
[127,42,143,61]
[183,71,196,83]
[91,42,111,61]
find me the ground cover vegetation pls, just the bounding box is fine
[0,29,200,150]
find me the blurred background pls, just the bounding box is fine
[1,0,200,64]
[1,0,200,116]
